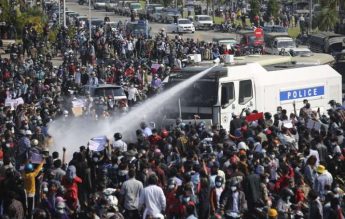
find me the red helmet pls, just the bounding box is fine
[161,129,169,138]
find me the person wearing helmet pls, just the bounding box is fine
[113,132,127,152]
[267,208,278,219]
[210,176,224,214]
[23,160,45,219]
[219,180,247,218]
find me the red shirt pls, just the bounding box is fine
[62,176,82,209]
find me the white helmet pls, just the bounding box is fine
[238,141,248,150]
[31,139,39,146]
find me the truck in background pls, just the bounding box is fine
[265,32,297,55]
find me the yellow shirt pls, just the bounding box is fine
[23,162,44,197]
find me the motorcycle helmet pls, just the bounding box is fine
[215,176,224,188]
[161,129,169,138]
[114,133,122,141]
[25,163,34,172]
[168,178,177,189]
[268,208,278,217]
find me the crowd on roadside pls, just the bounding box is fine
[0,5,345,219]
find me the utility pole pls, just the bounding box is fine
[309,0,312,33]
[89,0,92,41]
[212,0,215,23]
[63,0,66,27]
[58,0,61,25]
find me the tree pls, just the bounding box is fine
[265,0,279,22]
[249,0,260,22]
[162,0,174,7]
[317,7,338,31]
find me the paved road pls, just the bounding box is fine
[65,0,238,42]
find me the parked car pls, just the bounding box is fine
[93,0,109,10]
[262,25,287,33]
[194,15,213,30]
[76,16,89,29]
[91,18,104,28]
[105,0,118,12]
[167,18,195,33]
[151,6,164,22]
[161,8,181,23]
[139,3,161,19]
[117,1,135,16]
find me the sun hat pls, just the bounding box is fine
[316,165,326,174]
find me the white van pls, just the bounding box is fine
[194,15,213,30]
[265,33,297,55]
[164,63,341,131]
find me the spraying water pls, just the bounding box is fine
[49,65,216,159]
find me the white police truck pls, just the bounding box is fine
[163,62,342,131]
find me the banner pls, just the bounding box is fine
[245,112,263,122]
[5,97,24,110]
[88,136,107,151]
[31,152,43,164]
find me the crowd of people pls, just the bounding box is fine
[0,3,345,219]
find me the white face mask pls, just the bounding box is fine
[215,182,222,187]
[231,186,237,191]
[183,197,190,203]
[265,178,269,183]
[168,185,175,189]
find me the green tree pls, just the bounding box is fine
[249,0,260,22]
[161,0,174,7]
[317,7,338,31]
[265,0,279,22]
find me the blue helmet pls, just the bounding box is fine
[25,163,34,172]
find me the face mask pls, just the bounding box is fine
[287,196,291,201]
[271,154,275,159]
[265,178,269,183]
[6,143,10,148]
[168,185,175,189]
[248,155,253,159]
[93,157,99,162]
[183,197,190,203]
[231,186,237,191]
[215,182,222,187]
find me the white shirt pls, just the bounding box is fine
[139,185,166,218]
[142,127,152,137]
[75,71,81,85]
[127,41,134,51]
[128,87,139,101]
[113,139,127,152]
[231,191,239,213]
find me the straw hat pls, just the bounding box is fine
[316,165,326,174]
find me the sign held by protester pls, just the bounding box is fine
[88,136,107,151]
